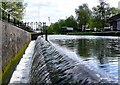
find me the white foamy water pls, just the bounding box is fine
[9,41,35,83]
[48,35,119,40]
[50,42,118,83]
[48,35,119,83]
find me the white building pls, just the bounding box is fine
[66,27,73,31]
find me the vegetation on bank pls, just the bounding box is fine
[67,32,95,35]
[0,2,34,33]
[0,2,27,20]
[48,0,120,34]
[1,41,30,84]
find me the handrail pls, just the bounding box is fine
[0,6,33,32]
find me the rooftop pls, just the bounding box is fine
[108,14,120,22]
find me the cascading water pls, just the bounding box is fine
[8,36,118,84]
[30,36,118,84]
[9,41,35,84]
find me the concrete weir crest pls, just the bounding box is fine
[30,36,117,84]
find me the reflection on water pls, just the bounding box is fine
[50,36,120,81]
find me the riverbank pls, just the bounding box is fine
[67,31,120,36]
[2,41,30,84]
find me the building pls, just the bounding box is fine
[61,27,74,34]
[108,14,120,31]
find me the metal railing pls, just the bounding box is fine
[0,6,48,41]
[0,6,33,32]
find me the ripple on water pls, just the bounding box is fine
[49,35,119,83]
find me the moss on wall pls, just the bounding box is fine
[2,20,31,72]
[1,41,30,84]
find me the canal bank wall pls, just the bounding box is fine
[0,20,31,83]
[31,37,115,84]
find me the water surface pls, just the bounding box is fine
[49,35,120,82]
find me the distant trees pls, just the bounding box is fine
[0,2,27,20]
[65,16,77,30]
[91,0,113,29]
[48,16,78,34]
[48,0,120,34]
[109,7,120,16]
[75,4,91,29]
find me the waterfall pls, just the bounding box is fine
[30,37,116,84]
[9,41,35,83]
[9,36,117,84]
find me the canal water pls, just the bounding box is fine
[49,35,120,82]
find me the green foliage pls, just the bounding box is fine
[88,17,103,29]
[48,1,120,33]
[68,32,94,35]
[65,16,77,30]
[92,0,109,20]
[48,22,61,34]
[75,4,91,28]
[91,0,120,29]
[52,22,61,34]
[0,1,27,20]
[48,16,78,34]
[48,24,54,34]
[109,7,120,16]
[58,19,66,27]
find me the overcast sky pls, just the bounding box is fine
[23,0,120,25]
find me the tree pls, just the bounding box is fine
[0,1,27,20]
[93,0,111,29]
[109,7,120,16]
[92,0,120,29]
[88,17,103,29]
[75,4,91,29]
[65,16,77,30]
[48,16,78,34]
[48,23,54,34]
[58,19,66,28]
[52,22,61,34]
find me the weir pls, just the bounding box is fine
[9,41,35,83]
[30,36,117,84]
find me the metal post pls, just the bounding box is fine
[8,14,10,22]
[43,22,48,41]
[18,21,19,27]
[24,22,26,27]
[0,7,1,19]
[45,29,48,41]
[41,28,43,37]
[14,18,16,25]
[45,22,48,41]
[2,10,5,20]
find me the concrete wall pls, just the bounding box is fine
[1,20,31,71]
